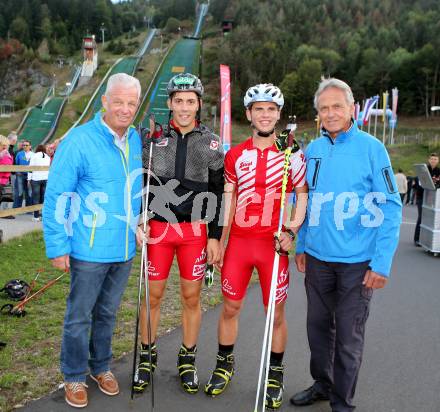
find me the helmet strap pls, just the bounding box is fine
[196,97,202,121]
[257,129,274,138]
[166,110,173,137]
[251,122,275,138]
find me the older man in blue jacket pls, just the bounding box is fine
[43,73,143,408]
[290,78,402,412]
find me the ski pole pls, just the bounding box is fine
[143,122,155,410]
[2,271,67,317]
[131,115,157,411]
[254,128,296,412]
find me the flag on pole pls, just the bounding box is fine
[354,102,360,121]
[363,95,379,125]
[382,91,389,122]
[220,64,231,153]
[391,88,398,120]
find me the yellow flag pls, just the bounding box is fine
[382,91,388,122]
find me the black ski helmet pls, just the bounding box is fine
[166,73,204,98]
[0,279,30,301]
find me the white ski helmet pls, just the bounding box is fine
[243,83,284,109]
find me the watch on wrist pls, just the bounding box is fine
[285,229,296,240]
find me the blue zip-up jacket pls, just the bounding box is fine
[296,123,402,276]
[43,112,143,262]
[15,150,31,177]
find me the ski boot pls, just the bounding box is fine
[204,353,235,397]
[177,345,199,394]
[132,343,157,393]
[265,364,284,410]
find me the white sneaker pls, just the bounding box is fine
[32,217,41,222]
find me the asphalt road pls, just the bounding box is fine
[0,212,42,242]
[21,205,440,412]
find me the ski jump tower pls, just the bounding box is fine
[78,35,98,87]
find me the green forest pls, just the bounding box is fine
[0,0,196,56]
[0,0,439,118]
[206,0,440,118]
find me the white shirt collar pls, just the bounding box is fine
[101,116,128,152]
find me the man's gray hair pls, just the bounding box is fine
[105,73,141,99]
[314,77,354,110]
[8,131,17,142]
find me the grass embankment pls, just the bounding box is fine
[0,231,224,411]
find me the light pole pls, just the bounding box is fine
[100,23,106,47]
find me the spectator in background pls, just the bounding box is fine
[413,153,440,246]
[46,143,55,161]
[395,169,408,203]
[429,153,440,188]
[7,131,17,162]
[13,139,33,209]
[7,131,18,201]
[28,144,50,221]
[405,176,414,205]
[0,135,14,219]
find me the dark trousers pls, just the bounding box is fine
[305,254,372,412]
[405,187,412,204]
[13,174,32,209]
[30,180,46,218]
[414,202,422,243]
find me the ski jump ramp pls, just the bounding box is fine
[138,4,208,126]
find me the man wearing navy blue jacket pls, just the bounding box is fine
[43,73,143,409]
[290,78,402,412]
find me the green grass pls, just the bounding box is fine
[388,143,440,175]
[0,231,226,411]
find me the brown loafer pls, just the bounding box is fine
[90,371,119,396]
[64,382,88,408]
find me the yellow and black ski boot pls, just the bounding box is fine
[132,343,157,393]
[204,352,235,397]
[177,345,199,394]
[265,364,284,410]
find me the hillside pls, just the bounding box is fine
[205,0,440,118]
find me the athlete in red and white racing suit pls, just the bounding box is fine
[204,84,308,410]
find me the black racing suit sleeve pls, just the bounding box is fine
[207,166,224,240]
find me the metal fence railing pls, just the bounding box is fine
[0,165,50,218]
